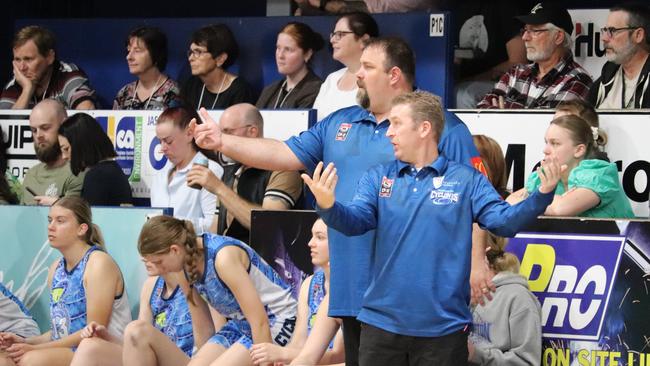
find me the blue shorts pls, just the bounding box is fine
[208,316,297,350]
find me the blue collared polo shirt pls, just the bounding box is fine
[318,156,553,336]
[285,106,482,317]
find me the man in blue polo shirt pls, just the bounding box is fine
[302,90,561,366]
[192,37,488,365]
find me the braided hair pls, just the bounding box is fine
[138,215,203,304]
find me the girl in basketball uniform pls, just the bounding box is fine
[121,215,297,366]
[250,218,344,365]
[0,196,131,366]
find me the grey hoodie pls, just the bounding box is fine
[469,271,542,366]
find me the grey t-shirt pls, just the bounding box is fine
[20,162,84,205]
[0,283,40,337]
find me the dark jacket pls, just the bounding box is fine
[588,55,650,108]
[256,70,322,109]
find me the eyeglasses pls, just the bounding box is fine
[187,49,210,59]
[330,31,354,40]
[600,26,639,37]
[520,28,550,37]
[221,124,253,135]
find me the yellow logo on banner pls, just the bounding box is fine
[51,288,64,303]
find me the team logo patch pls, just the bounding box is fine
[433,176,444,189]
[379,176,394,197]
[155,311,167,328]
[335,123,352,141]
[51,287,64,303]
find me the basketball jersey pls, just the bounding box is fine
[306,270,333,349]
[149,276,194,356]
[50,246,131,340]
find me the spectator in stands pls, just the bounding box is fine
[477,3,592,109]
[301,90,561,366]
[468,234,542,365]
[69,253,198,366]
[0,26,96,110]
[0,197,131,366]
[58,113,133,206]
[313,12,378,120]
[473,135,509,198]
[364,0,436,13]
[186,103,302,243]
[150,106,223,234]
[257,22,324,109]
[250,218,344,365]
[181,24,255,110]
[122,215,297,366]
[0,281,40,366]
[0,127,19,204]
[507,114,634,218]
[293,0,368,16]
[588,4,650,109]
[113,26,181,110]
[21,100,84,205]
[453,0,529,108]
[192,36,490,366]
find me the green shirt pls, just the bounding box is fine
[20,162,84,205]
[525,159,634,219]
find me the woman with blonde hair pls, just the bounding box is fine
[507,115,633,218]
[468,234,541,365]
[0,197,131,366]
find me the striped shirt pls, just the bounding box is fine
[477,53,592,109]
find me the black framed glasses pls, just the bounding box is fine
[187,49,210,58]
[520,28,550,37]
[330,31,354,40]
[600,26,640,37]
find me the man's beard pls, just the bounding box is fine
[356,88,370,109]
[606,41,637,64]
[35,140,61,164]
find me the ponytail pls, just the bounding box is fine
[486,233,521,274]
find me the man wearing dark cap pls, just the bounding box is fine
[477,2,592,109]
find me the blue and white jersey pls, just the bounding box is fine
[150,277,194,356]
[306,270,333,349]
[50,246,131,341]
[194,234,297,325]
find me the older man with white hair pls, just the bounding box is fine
[477,2,592,109]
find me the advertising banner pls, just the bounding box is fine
[1,109,312,198]
[509,219,650,365]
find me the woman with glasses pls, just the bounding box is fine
[113,27,181,110]
[181,24,255,111]
[256,22,324,110]
[312,12,378,121]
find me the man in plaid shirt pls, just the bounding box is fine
[477,2,592,109]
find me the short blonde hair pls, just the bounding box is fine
[391,91,444,141]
